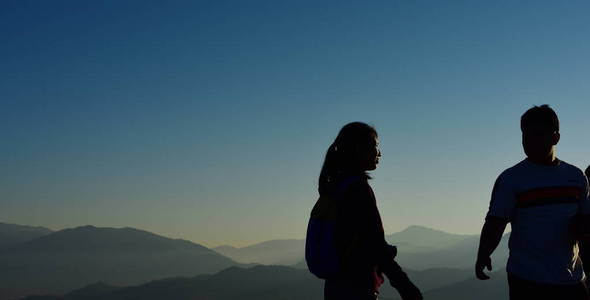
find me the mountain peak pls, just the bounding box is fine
[385,225,474,255]
[1,224,238,299]
[401,225,454,235]
[11,225,212,254]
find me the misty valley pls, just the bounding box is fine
[0,223,509,300]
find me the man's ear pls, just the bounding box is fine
[552,132,560,145]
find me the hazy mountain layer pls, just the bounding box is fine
[4,223,511,300]
[20,265,504,300]
[0,222,53,249]
[0,226,237,300]
[21,266,323,300]
[214,239,304,265]
[292,225,509,271]
[214,226,482,267]
[385,225,471,253]
[394,233,510,270]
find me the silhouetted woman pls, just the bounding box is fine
[318,122,422,300]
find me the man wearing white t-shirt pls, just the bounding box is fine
[475,105,590,300]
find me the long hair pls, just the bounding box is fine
[318,122,377,196]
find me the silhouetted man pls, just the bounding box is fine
[475,105,590,300]
[586,165,590,183]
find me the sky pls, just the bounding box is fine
[1,0,589,248]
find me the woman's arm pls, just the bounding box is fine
[343,180,422,299]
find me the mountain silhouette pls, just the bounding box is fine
[21,265,324,300]
[217,226,482,267]
[293,226,510,271]
[0,225,237,300]
[20,265,492,300]
[6,224,511,300]
[385,225,471,253]
[393,233,509,270]
[0,222,53,249]
[213,239,304,265]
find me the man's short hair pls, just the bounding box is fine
[585,165,590,180]
[520,104,559,133]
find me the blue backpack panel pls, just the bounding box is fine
[305,176,359,279]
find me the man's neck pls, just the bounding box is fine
[527,154,558,166]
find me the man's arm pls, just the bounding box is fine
[475,216,509,280]
[579,239,590,278]
[577,173,590,277]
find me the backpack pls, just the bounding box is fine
[305,176,360,279]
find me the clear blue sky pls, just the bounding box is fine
[1,0,589,247]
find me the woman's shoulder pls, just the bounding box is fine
[336,174,369,189]
[336,175,372,199]
[337,176,375,210]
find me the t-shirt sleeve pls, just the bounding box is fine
[578,173,590,214]
[486,173,515,220]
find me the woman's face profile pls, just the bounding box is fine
[359,135,381,171]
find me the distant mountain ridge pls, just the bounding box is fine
[213,239,304,265]
[10,225,212,253]
[385,225,471,253]
[0,222,53,249]
[0,225,237,300]
[397,235,508,270]
[222,225,509,271]
[212,226,477,266]
[2,223,509,300]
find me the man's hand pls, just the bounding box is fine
[475,256,492,280]
[475,217,507,281]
